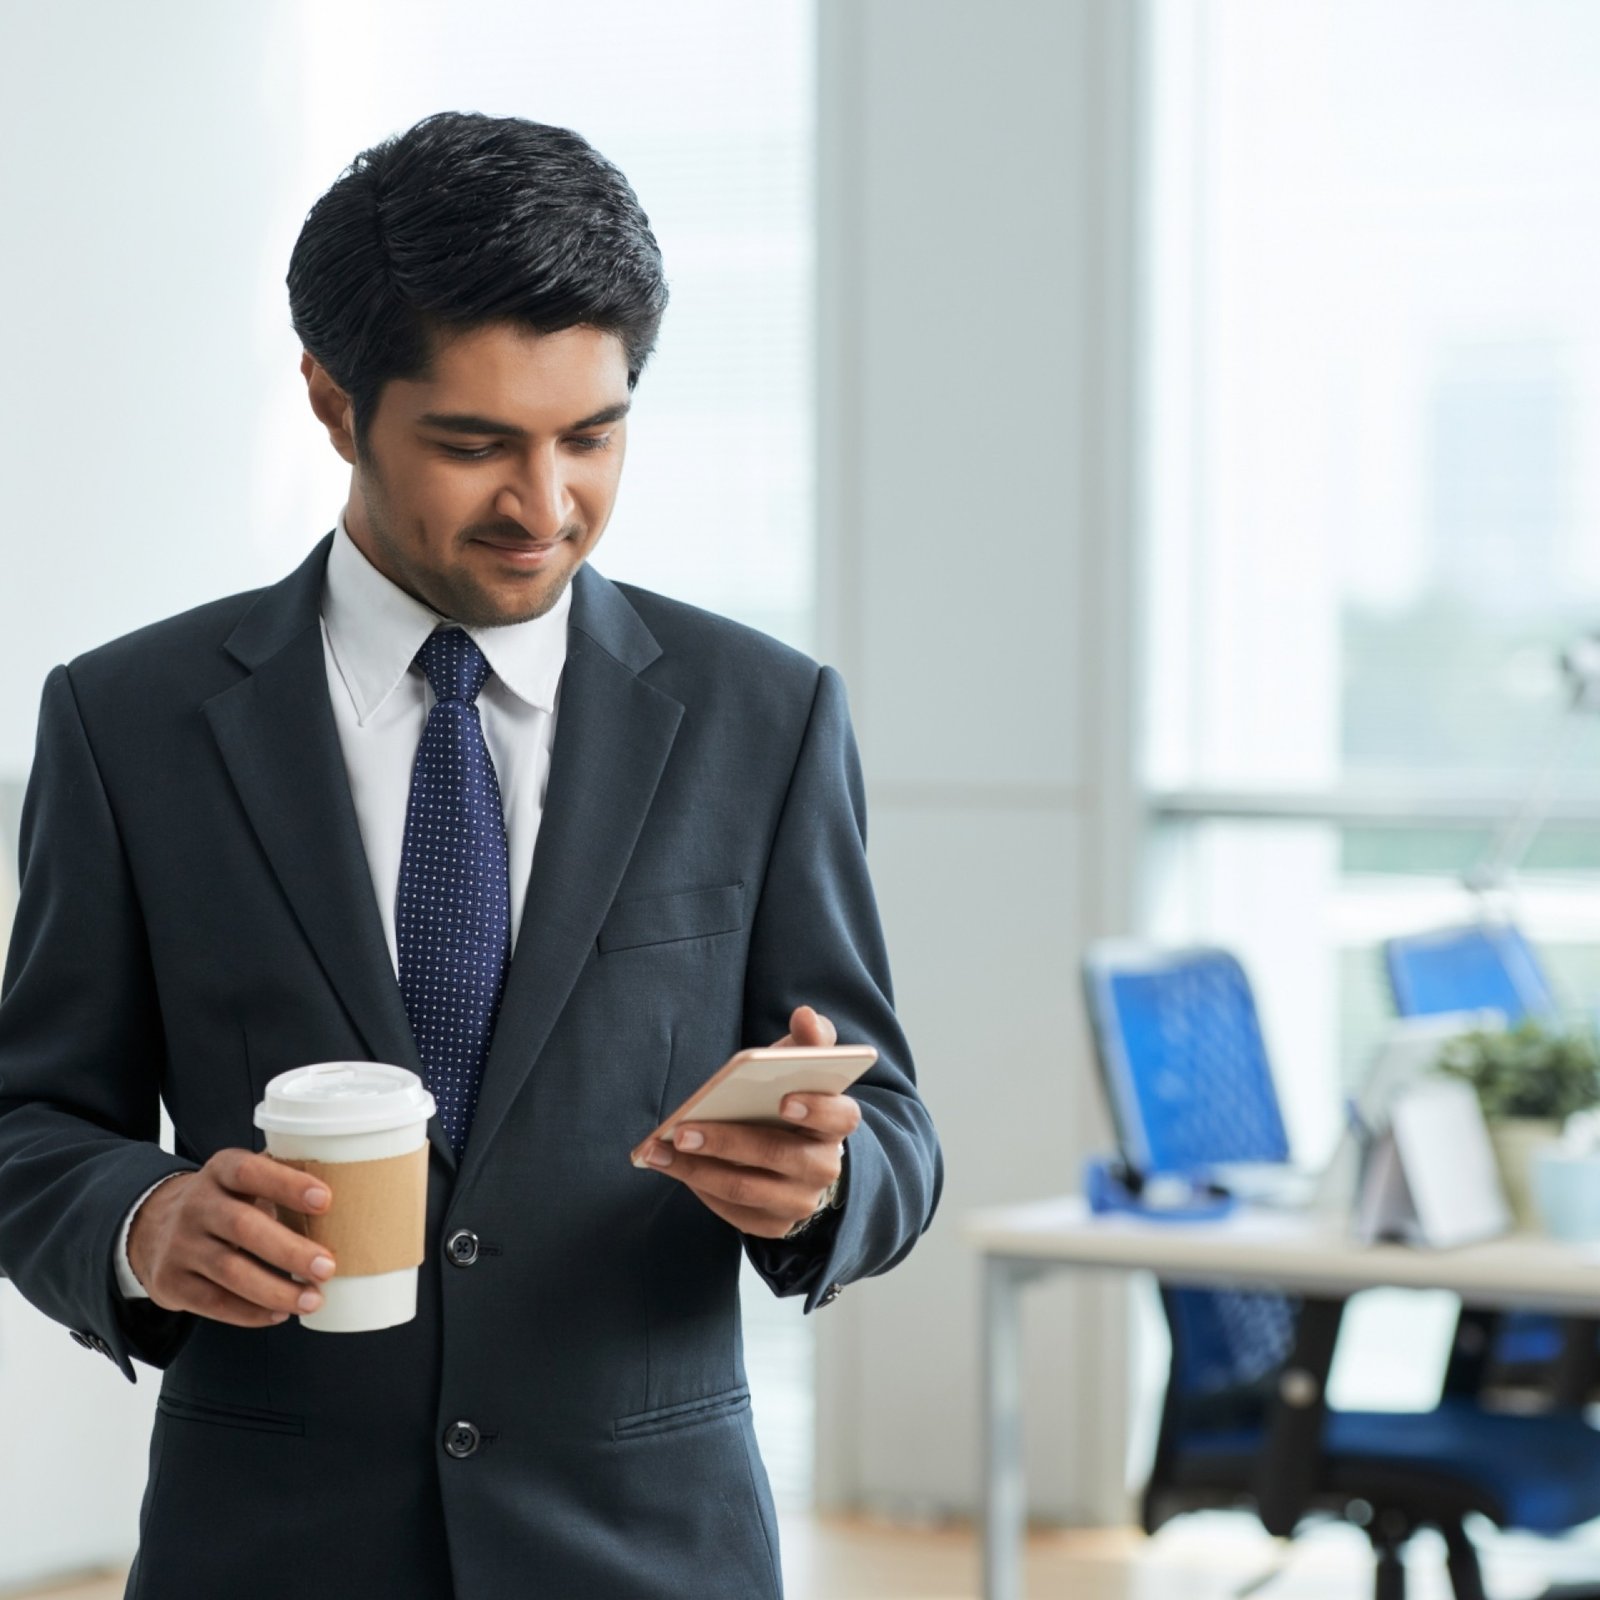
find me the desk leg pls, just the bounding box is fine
[982,1254,1027,1600]
[1551,1316,1599,1410]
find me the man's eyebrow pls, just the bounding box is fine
[568,400,632,431]
[418,412,529,439]
[417,400,631,438]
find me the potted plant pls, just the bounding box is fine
[1435,1019,1600,1226]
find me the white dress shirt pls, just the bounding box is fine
[116,518,570,1298]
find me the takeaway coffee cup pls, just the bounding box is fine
[253,1063,436,1333]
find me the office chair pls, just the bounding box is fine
[1083,942,1600,1600]
[1384,922,1557,1028]
[1382,923,1590,1401]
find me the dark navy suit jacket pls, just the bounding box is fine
[0,536,941,1599]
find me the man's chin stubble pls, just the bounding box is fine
[443,569,576,629]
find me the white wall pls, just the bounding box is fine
[813,0,1144,1523]
[0,5,330,782]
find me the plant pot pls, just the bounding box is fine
[1488,1118,1564,1229]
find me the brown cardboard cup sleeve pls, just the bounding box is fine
[272,1145,428,1277]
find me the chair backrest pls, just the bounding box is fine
[1083,944,1291,1173]
[1081,943,1297,1401]
[1383,922,1556,1024]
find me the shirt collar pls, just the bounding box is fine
[322,514,572,725]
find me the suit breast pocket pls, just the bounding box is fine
[597,882,746,955]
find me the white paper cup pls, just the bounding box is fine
[253,1063,436,1333]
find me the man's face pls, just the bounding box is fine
[308,322,632,627]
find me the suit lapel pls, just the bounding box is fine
[203,536,457,1173]
[458,567,683,1188]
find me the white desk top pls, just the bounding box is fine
[965,1196,1600,1316]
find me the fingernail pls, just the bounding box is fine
[298,1290,323,1313]
[269,1311,289,1324]
[676,1128,704,1151]
[305,1186,330,1209]
[646,1143,674,1168]
[310,1256,335,1280]
[782,1100,808,1120]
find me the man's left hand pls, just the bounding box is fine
[641,1005,861,1239]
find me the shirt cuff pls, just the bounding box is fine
[114,1172,187,1300]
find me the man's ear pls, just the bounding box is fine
[301,352,358,466]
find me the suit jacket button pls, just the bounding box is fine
[443,1420,481,1459]
[70,1330,92,1348]
[90,1334,112,1354]
[445,1229,480,1268]
[820,1282,843,1307]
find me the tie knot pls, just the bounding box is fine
[416,628,492,706]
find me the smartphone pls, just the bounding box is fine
[629,1044,877,1168]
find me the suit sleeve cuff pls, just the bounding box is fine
[743,1143,853,1308]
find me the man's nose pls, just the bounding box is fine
[495,450,571,539]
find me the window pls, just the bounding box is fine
[1142,0,1600,1414]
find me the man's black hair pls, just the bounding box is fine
[287,111,668,443]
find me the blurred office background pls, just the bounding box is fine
[5,0,1600,1595]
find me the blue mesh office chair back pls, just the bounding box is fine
[1083,946,1297,1398]
[1384,922,1556,1025]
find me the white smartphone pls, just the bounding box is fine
[629,1044,877,1168]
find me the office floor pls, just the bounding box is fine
[9,1513,1589,1600]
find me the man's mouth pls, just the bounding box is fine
[471,534,568,567]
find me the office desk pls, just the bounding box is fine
[965,1197,1600,1600]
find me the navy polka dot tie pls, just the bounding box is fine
[398,628,511,1156]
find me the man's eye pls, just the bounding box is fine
[568,434,612,453]
[438,442,498,460]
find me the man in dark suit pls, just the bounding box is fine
[0,113,940,1598]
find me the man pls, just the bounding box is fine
[0,113,940,1598]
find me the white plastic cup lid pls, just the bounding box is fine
[253,1062,436,1137]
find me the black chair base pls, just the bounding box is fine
[1361,1512,1485,1600]
[1375,1542,1406,1600]
[1147,1488,1490,1600]
[1442,1519,1487,1600]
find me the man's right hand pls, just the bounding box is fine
[127,1149,338,1327]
